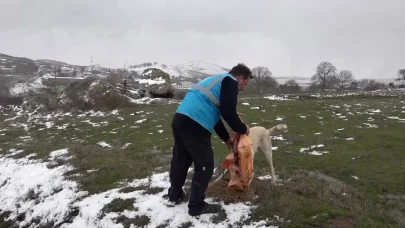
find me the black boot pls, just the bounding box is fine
[188,201,223,216]
[163,189,186,207]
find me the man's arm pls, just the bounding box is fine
[213,118,230,142]
[219,77,248,134]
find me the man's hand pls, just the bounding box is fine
[225,138,233,151]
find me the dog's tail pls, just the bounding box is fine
[267,124,288,135]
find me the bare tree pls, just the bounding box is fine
[251,66,277,94]
[335,70,354,91]
[358,79,386,91]
[311,61,337,91]
[279,79,301,93]
[395,69,405,86]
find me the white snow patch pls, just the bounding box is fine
[250,107,259,110]
[0,154,86,227]
[121,143,132,149]
[67,171,273,228]
[49,148,69,160]
[97,141,112,148]
[308,151,329,156]
[7,148,24,157]
[362,123,378,128]
[135,118,147,123]
[137,77,166,85]
[368,109,381,113]
[387,116,405,122]
[264,95,291,101]
[270,136,285,141]
[242,102,250,105]
[300,144,328,156]
[350,175,359,180]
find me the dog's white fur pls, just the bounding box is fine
[214,123,288,186]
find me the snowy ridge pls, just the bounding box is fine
[129,60,229,78]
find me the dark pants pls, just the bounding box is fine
[168,113,214,213]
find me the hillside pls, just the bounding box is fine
[128,60,230,79]
[1,51,402,97]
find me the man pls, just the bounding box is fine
[165,63,253,216]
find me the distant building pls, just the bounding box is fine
[61,66,74,74]
[173,81,194,89]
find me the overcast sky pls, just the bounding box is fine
[0,0,404,78]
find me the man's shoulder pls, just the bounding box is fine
[222,75,238,85]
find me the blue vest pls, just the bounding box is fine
[176,73,238,133]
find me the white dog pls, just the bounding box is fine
[214,123,288,186]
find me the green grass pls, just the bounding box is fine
[1,95,405,227]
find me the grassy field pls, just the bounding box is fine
[1,94,405,227]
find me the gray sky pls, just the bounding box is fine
[0,0,404,78]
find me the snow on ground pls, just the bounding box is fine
[300,144,329,156]
[0,152,275,228]
[66,171,274,228]
[0,150,87,228]
[97,141,112,148]
[263,95,291,101]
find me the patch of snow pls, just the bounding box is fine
[135,118,147,123]
[49,148,69,160]
[136,77,166,87]
[0,154,86,228]
[250,107,259,110]
[130,97,163,105]
[264,95,291,101]
[67,171,272,228]
[350,175,359,180]
[387,116,405,122]
[121,143,132,149]
[270,136,285,141]
[45,121,54,128]
[242,102,250,105]
[308,151,329,156]
[82,120,101,127]
[362,123,378,128]
[97,141,112,148]
[7,148,24,157]
[368,109,381,113]
[300,144,328,156]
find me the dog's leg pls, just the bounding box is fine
[248,171,254,186]
[261,137,276,185]
[213,169,228,183]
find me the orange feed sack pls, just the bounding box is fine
[222,134,253,191]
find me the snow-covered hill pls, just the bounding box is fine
[129,60,229,78]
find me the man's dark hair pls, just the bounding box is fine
[229,63,253,79]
